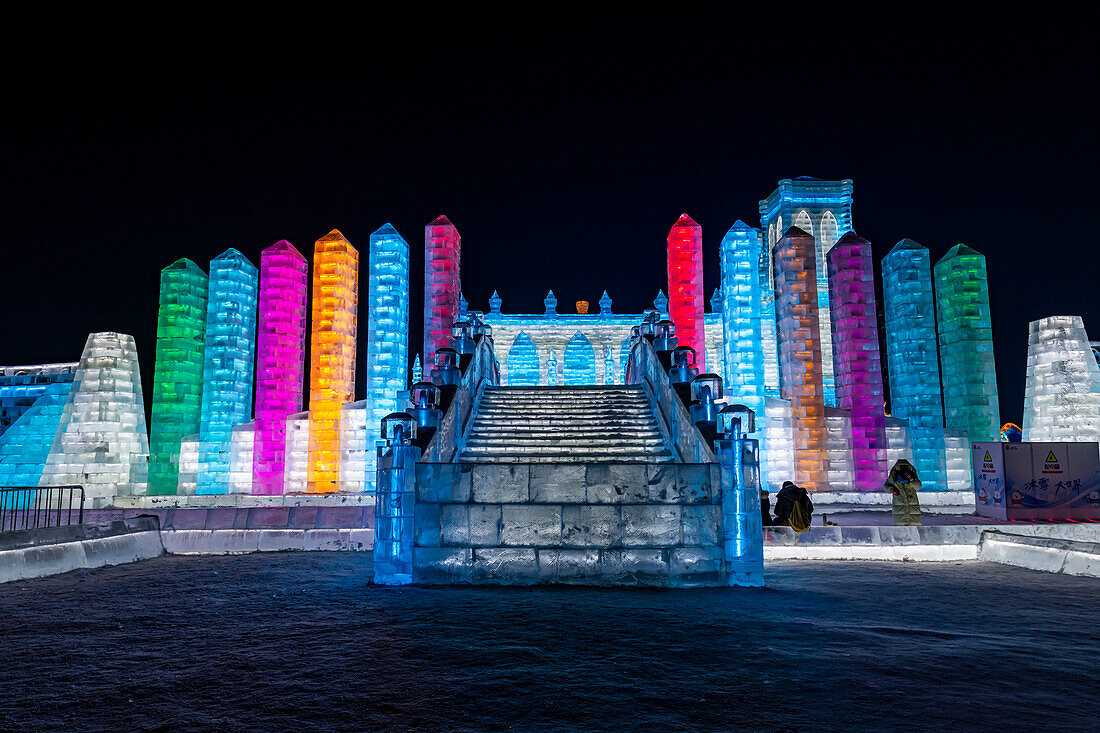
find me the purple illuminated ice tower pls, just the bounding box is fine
[828,231,887,491]
[252,241,308,495]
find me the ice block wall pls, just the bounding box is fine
[773,226,828,491]
[39,332,150,502]
[828,231,887,491]
[881,239,947,490]
[758,243,781,396]
[1022,315,1100,442]
[365,223,409,493]
[934,244,1000,443]
[764,397,795,492]
[667,213,706,372]
[0,380,73,487]
[252,240,308,495]
[307,229,359,493]
[423,215,461,370]
[197,249,258,494]
[719,220,769,490]
[148,258,208,495]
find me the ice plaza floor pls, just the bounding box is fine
[1,554,1095,732]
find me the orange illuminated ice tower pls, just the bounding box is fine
[307,229,359,493]
[774,226,828,491]
[423,215,461,370]
[666,214,705,372]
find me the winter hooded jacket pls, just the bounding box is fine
[884,459,922,526]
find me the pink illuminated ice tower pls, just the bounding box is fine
[252,241,308,494]
[667,214,705,372]
[828,231,887,491]
[423,215,461,369]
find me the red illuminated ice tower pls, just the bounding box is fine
[666,213,706,373]
[423,215,462,369]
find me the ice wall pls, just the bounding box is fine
[1022,315,1100,443]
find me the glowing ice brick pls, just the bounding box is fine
[0,375,73,488]
[148,258,208,495]
[547,350,558,386]
[252,240,308,495]
[177,434,199,495]
[39,332,150,504]
[1022,316,1100,443]
[884,417,914,469]
[828,231,887,491]
[228,423,254,494]
[943,428,972,490]
[197,249,259,495]
[719,221,769,490]
[284,411,310,494]
[934,244,999,443]
[507,333,540,385]
[423,215,460,369]
[365,223,410,494]
[825,407,853,489]
[773,226,827,491]
[881,239,947,490]
[764,396,795,492]
[340,400,368,494]
[564,332,595,385]
[667,214,706,373]
[307,230,359,493]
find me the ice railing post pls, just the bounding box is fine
[715,404,764,587]
[373,413,419,585]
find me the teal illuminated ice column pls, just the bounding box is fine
[148,259,208,495]
[719,220,768,491]
[197,249,258,494]
[253,241,308,495]
[881,239,947,490]
[365,223,410,493]
[934,244,1000,443]
[827,232,887,492]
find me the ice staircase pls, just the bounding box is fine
[459,385,674,464]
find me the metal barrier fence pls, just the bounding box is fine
[0,485,85,532]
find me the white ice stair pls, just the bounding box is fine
[459,385,674,463]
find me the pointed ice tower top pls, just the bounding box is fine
[654,290,668,317]
[782,225,812,239]
[489,290,502,314]
[263,239,306,261]
[728,219,756,234]
[427,214,457,229]
[671,213,701,230]
[212,248,257,274]
[544,290,558,318]
[162,257,207,277]
[315,228,358,256]
[459,292,468,318]
[710,288,723,312]
[412,354,422,382]
[371,222,403,239]
[889,238,927,254]
[834,230,871,247]
[939,243,985,261]
[599,290,613,316]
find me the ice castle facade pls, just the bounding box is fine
[1022,316,1100,443]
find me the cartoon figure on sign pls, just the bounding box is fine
[1089,490,1100,505]
[1011,490,1023,506]
[978,486,987,503]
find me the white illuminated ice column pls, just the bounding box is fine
[719,221,769,491]
[365,223,410,493]
[1022,316,1100,443]
[39,332,150,505]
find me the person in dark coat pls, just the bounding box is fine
[884,459,923,526]
[773,481,813,531]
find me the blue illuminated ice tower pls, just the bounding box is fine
[365,223,410,493]
[759,178,853,403]
[197,248,259,494]
[719,220,768,491]
[881,239,947,490]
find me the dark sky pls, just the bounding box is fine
[1,22,1094,425]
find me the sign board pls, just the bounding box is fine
[974,441,1100,520]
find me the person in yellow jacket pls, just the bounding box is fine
[884,459,922,526]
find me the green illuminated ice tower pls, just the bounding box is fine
[148,258,208,494]
[934,244,1000,443]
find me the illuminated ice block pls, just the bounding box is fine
[881,239,947,490]
[39,332,150,504]
[547,350,558,386]
[604,346,616,385]
[563,332,595,385]
[148,258,208,494]
[935,244,1000,443]
[340,400,368,494]
[0,364,75,440]
[667,213,706,373]
[253,240,308,495]
[773,226,827,491]
[507,333,540,385]
[365,223,410,494]
[825,407,854,489]
[719,221,769,490]
[943,428,972,490]
[758,237,781,397]
[1022,315,1100,443]
[177,434,199,495]
[423,215,461,369]
[828,231,887,491]
[198,249,258,495]
[764,396,795,492]
[307,230,359,493]
[228,423,254,494]
[0,377,73,488]
[284,411,310,494]
[884,417,914,470]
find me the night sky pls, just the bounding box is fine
[1,24,1093,425]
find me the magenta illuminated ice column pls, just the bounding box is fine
[252,241,309,495]
[828,231,887,491]
[423,215,461,370]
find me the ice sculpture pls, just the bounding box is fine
[1022,316,1100,442]
[934,244,1000,443]
[547,349,558,386]
[507,333,539,385]
[489,290,502,314]
[654,290,668,319]
[148,258,208,495]
[283,411,310,494]
[197,249,258,494]
[667,214,706,373]
[604,346,616,384]
[0,374,73,487]
[599,290,613,316]
[881,239,947,490]
[228,422,254,494]
[307,229,359,493]
[828,231,887,491]
[773,226,827,491]
[39,332,149,503]
[0,364,75,438]
[719,221,769,490]
[544,290,557,317]
[563,332,596,385]
[825,407,854,489]
[412,355,422,383]
[252,240,308,495]
[459,292,468,319]
[423,215,461,369]
[365,223,410,493]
